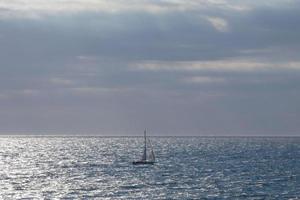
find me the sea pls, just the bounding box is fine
[0,136,299,199]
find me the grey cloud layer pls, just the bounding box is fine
[0,0,299,135]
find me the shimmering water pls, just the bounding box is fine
[0,136,299,199]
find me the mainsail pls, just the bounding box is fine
[148,138,155,162]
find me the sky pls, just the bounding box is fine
[0,0,300,136]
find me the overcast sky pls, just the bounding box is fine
[0,0,299,136]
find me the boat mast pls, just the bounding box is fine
[143,129,147,160]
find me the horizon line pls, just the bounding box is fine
[0,134,299,138]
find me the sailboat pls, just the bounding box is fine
[132,129,155,165]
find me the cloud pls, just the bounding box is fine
[20,89,40,96]
[182,76,226,84]
[132,60,300,72]
[206,17,229,32]
[0,0,254,19]
[70,87,132,96]
[49,78,75,86]
[0,0,196,19]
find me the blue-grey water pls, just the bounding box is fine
[0,136,299,199]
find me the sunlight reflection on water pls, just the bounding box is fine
[0,136,299,199]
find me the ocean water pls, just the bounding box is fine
[0,136,299,199]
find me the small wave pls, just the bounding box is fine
[120,184,145,190]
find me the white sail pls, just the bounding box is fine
[141,148,147,161]
[148,138,155,162]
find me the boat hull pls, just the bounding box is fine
[132,161,155,165]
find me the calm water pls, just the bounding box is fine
[0,136,299,199]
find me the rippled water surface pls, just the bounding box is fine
[0,136,299,199]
